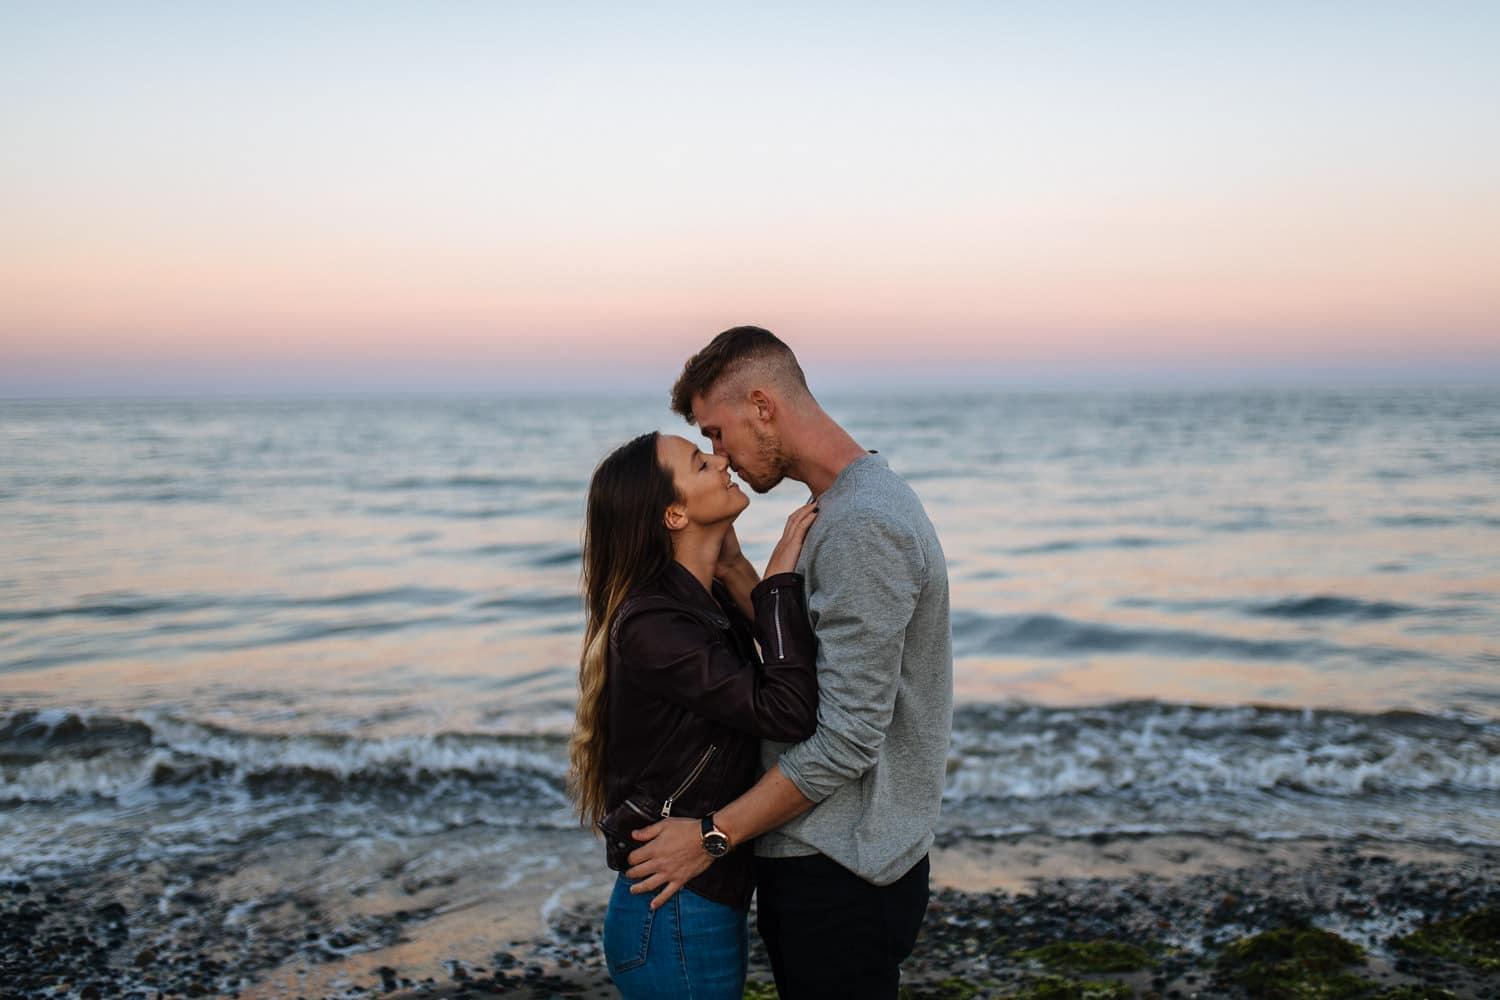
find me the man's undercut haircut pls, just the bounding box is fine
[670,326,811,424]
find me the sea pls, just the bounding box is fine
[2,387,1498,906]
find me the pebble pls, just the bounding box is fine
[5,841,1499,999]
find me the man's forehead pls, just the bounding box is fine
[689,391,726,429]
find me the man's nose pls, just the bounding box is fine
[711,441,727,458]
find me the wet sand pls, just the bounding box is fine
[5,830,1497,998]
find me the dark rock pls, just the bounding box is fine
[95,902,128,923]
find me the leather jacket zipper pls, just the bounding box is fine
[771,587,784,660]
[661,744,717,818]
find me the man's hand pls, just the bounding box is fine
[714,524,746,578]
[713,526,759,620]
[625,817,713,910]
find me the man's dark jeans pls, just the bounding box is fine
[754,852,930,999]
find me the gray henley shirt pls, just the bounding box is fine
[755,453,953,885]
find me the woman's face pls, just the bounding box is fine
[657,434,748,528]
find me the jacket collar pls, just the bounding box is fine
[659,560,731,626]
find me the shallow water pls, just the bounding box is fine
[2,388,1498,884]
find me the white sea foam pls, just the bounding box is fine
[0,709,569,805]
[945,702,1500,802]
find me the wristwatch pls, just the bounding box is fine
[701,813,731,858]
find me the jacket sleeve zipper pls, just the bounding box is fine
[771,587,784,660]
[660,744,717,818]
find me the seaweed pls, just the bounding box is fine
[1391,906,1500,973]
[1014,939,1155,973]
[899,977,988,1000]
[1214,925,1368,999]
[998,976,1134,1000]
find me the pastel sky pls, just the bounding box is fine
[3,2,1498,396]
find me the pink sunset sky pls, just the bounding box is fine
[2,3,1497,396]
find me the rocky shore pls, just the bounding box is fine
[3,834,1496,999]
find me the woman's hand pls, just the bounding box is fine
[764,501,818,578]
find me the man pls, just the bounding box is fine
[626,326,953,998]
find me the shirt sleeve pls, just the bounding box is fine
[776,506,926,802]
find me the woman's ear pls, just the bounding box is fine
[663,502,689,532]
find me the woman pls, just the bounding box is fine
[568,431,819,999]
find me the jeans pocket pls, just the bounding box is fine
[603,888,655,975]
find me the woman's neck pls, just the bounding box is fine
[671,525,725,595]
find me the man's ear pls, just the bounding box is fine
[748,389,774,423]
[663,502,689,532]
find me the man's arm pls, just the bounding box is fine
[713,526,759,620]
[776,505,923,798]
[625,764,812,909]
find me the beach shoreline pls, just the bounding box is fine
[6,830,1496,999]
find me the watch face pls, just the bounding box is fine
[703,832,731,858]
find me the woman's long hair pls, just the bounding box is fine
[568,432,678,828]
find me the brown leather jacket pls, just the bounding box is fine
[600,560,818,909]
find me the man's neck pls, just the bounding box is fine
[786,412,870,499]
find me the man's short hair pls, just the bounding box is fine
[670,326,810,423]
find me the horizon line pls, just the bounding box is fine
[5,375,1499,404]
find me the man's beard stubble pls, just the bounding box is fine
[745,424,790,494]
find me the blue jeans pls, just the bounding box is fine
[603,874,748,999]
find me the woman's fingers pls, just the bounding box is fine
[765,501,818,576]
[782,503,818,542]
[783,501,817,534]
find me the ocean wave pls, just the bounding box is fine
[950,609,1433,664]
[369,474,537,491]
[526,546,582,568]
[1007,536,1175,556]
[1372,513,1500,529]
[287,587,470,609]
[6,703,1496,813]
[474,593,581,616]
[945,702,1500,802]
[0,596,218,622]
[362,474,581,493]
[953,610,1312,661]
[0,586,470,624]
[1118,593,1471,624]
[1247,596,1416,620]
[0,710,567,806]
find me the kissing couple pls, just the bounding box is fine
[568,327,953,999]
